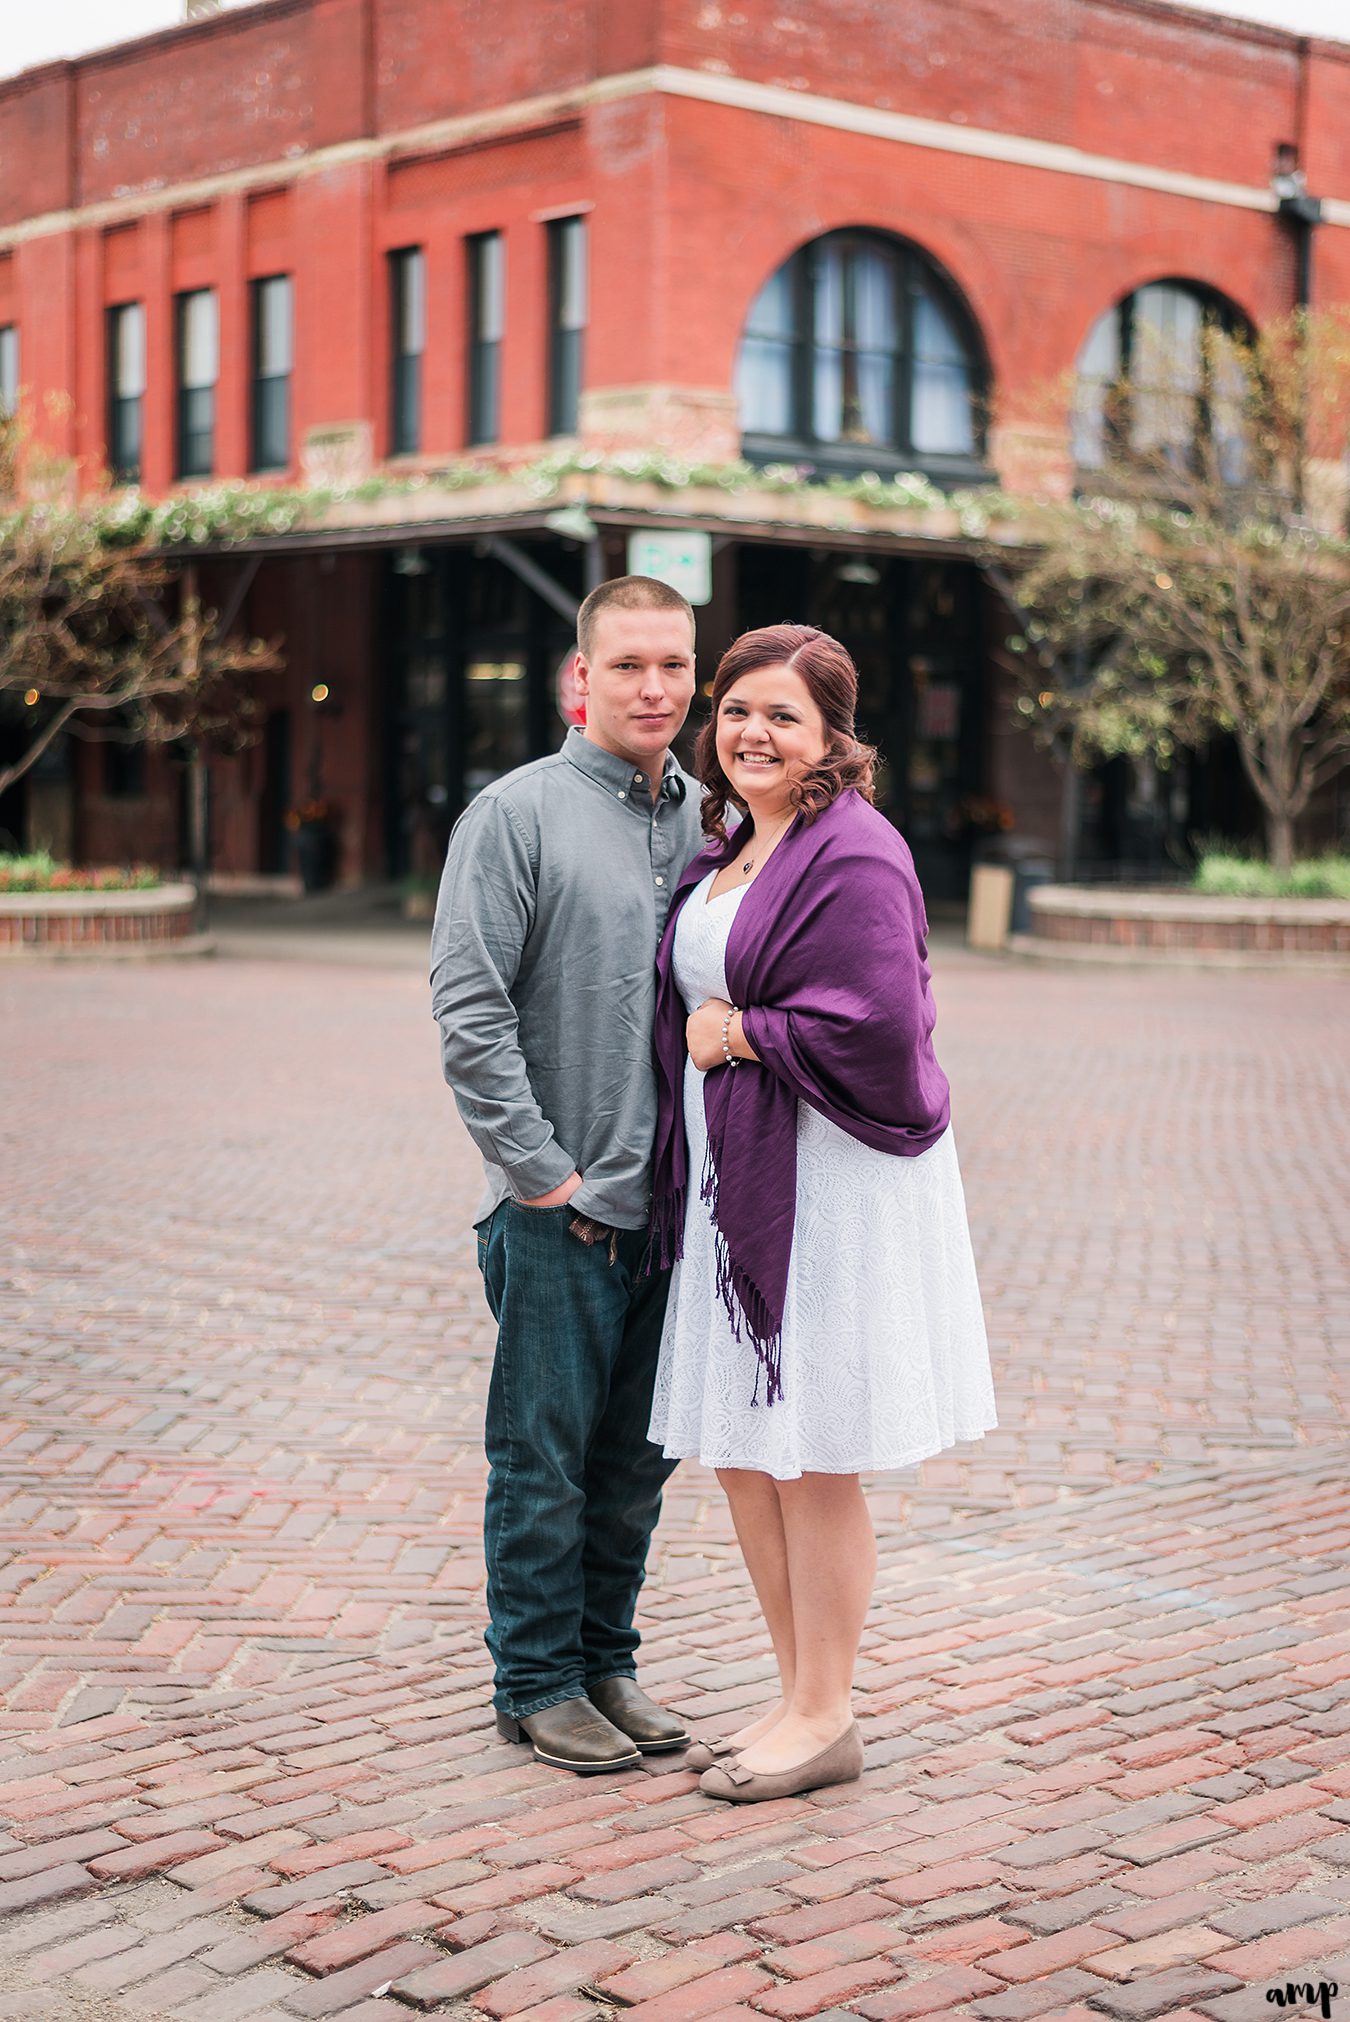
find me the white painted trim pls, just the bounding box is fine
[643,65,1285,215]
[1,61,1346,252]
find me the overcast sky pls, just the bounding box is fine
[2,0,1346,81]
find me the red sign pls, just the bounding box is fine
[557,650,586,727]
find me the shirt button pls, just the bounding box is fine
[617,791,626,800]
[634,772,644,783]
[655,875,665,886]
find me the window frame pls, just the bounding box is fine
[1073,279,1250,484]
[735,229,989,483]
[175,286,218,481]
[546,214,587,437]
[466,230,505,448]
[250,273,292,475]
[0,323,17,419]
[106,302,146,484]
[389,246,425,457]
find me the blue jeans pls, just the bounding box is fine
[476,1201,677,1718]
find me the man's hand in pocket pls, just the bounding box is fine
[518,1171,583,1208]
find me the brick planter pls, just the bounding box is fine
[1019,886,1350,969]
[0,883,212,958]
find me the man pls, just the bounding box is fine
[430,574,704,1774]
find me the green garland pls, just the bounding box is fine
[6,450,956,555]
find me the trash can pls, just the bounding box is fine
[967,864,1015,950]
[1011,856,1055,935]
[972,839,1057,939]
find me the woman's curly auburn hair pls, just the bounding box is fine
[695,623,878,844]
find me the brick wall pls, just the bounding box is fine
[0,0,1344,481]
[2,0,1347,879]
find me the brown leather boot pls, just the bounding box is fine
[588,1675,690,1753]
[496,1697,641,1774]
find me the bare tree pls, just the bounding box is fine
[0,492,277,809]
[991,310,1350,870]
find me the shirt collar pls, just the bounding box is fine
[563,725,687,803]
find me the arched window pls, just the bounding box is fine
[1073,281,1250,480]
[734,231,988,478]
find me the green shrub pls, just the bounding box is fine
[1193,852,1350,900]
[0,853,161,894]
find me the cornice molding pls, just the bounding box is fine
[1,62,1345,251]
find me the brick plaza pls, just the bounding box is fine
[1,941,1349,2021]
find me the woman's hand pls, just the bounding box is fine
[687,999,759,1071]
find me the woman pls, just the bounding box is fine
[648,623,997,1804]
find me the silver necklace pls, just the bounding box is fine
[741,814,793,875]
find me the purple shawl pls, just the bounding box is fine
[649,789,951,1405]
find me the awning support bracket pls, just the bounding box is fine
[479,535,579,624]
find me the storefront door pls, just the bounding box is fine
[382,545,579,878]
[736,545,985,901]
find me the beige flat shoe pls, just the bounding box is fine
[698,1721,863,1803]
[684,1736,737,1772]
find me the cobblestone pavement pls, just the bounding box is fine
[2,945,1348,2022]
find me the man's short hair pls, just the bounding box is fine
[577,575,696,660]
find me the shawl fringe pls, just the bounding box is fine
[700,1125,784,1408]
[644,1182,686,1278]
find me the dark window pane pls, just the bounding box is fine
[468,233,504,445]
[550,327,582,435]
[110,395,143,482]
[392,353,421,455]
[176,290,217,478]
[548,216,586,436]
[389,249,425,454]
[469,339,500,447]
[178,385,215,478]
[251,277,292,472]
[252,376,289,471]
[108,303,146,481]
[104,734,146,799]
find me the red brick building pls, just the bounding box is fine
[1,0,1348,891]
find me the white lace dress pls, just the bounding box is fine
[649,870,998,1480]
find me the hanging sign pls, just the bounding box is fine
[626,530,713,606]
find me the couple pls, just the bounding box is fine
[430,574,996,1804]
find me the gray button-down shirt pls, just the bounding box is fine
[430,727,704,1230]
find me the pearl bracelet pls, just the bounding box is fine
[721,1006,740,1068]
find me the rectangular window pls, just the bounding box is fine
[251,274,292,472]
[103,725,147,800]
[107,303,145,483]
[176,288,218,479]
[0,324,17,417]
[389,248,425,455]
[547,216,586,436]
[467,231,504,447]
